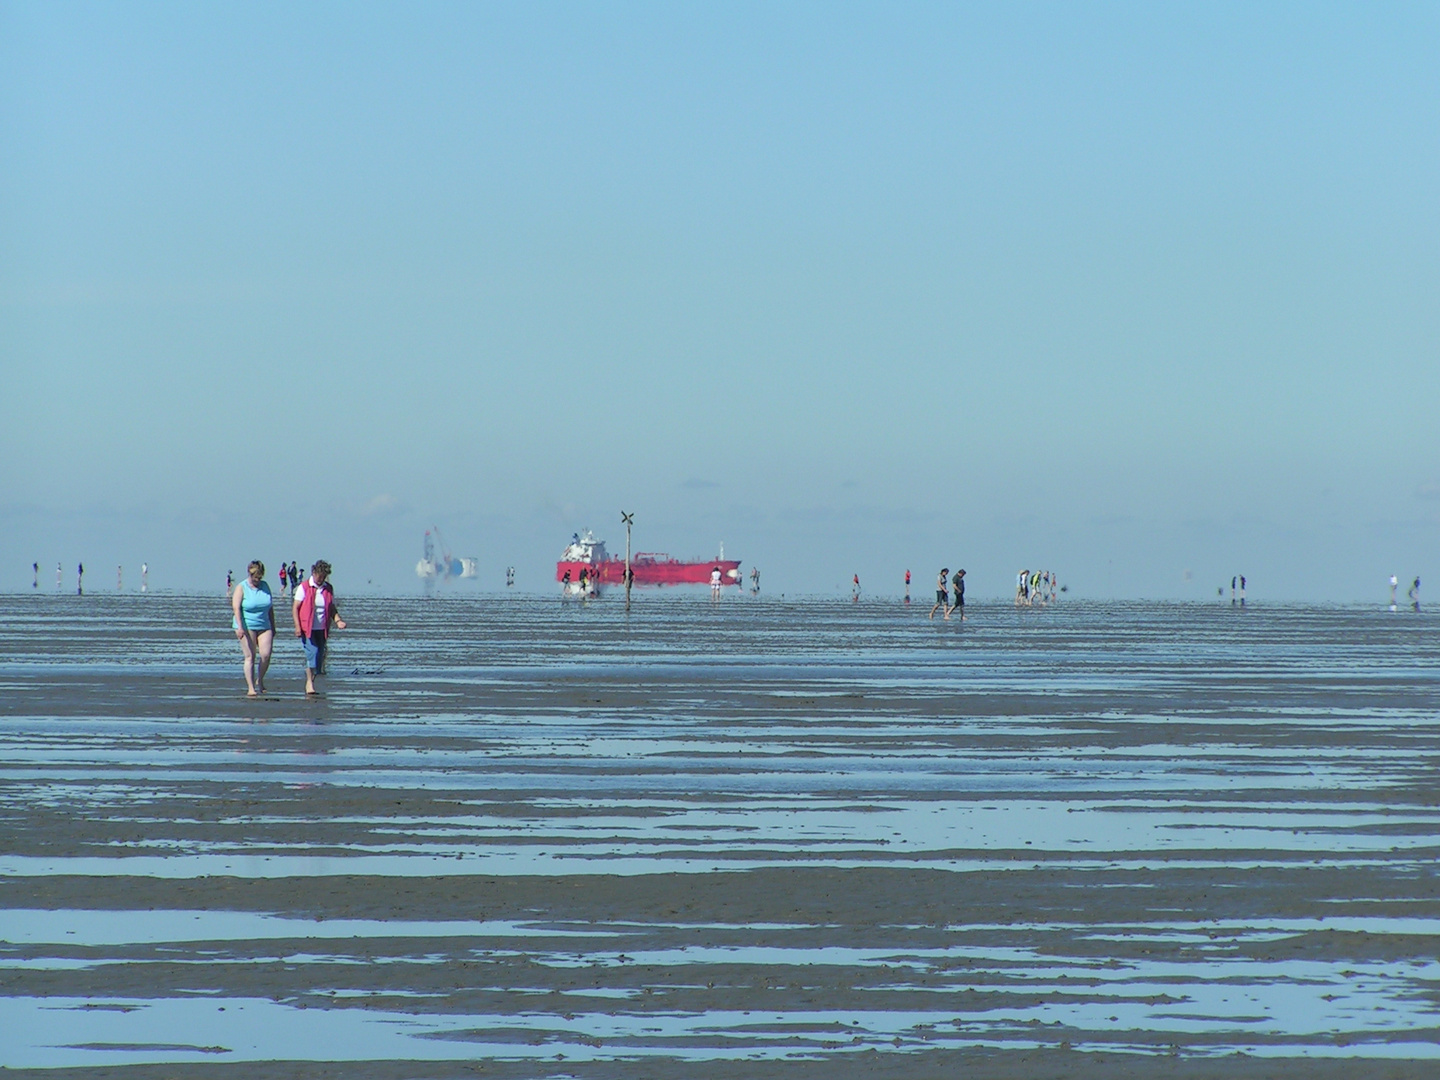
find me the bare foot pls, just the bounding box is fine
[247,689,258,697]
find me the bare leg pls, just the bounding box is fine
[254,630,274,692]
[303,630,326,694]
[238,630,257,696]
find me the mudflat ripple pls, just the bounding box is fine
[1,593,1438,1078]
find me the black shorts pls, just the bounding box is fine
[953,593,964,607]
[937,590,948,604]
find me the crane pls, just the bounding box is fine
[416,526,478,592]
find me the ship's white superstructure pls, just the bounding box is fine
[558,531,605,597]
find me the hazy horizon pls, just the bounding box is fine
[4,3,1437,602]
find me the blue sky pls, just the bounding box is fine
[2,2,1437,599]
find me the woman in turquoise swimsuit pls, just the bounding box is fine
[231,559,275,696]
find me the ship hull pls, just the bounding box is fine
[556,558,742,588]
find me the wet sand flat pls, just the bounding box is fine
[1,593,1438,1077]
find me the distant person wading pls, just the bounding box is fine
[929,569,950,619]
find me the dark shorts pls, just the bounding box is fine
[954,592,964,606]
[303,630,327,673]
[937,590,948,604]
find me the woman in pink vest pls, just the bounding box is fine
[292,560,347,695]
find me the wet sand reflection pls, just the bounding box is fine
[1,595,1438,1075]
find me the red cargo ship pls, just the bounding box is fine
[556,530,741,597]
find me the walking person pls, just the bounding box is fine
[710,565,723,600]
[929,568,950,619]
[904,569,911,604]
[32,562,38,589]
[293,560,346,696]
[852,574,861,602]
[948,568,965,621]
[231,560,275,697]
[141,562,148,593]
[1409,577,1421,612]
[77,563,84,595]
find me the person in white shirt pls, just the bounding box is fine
[292,560,347,695]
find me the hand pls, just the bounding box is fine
[334,617,347,631]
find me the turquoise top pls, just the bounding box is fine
[236,580,273,631]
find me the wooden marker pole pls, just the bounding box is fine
[622,511,634,611]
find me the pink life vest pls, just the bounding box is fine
[296,578,335,635]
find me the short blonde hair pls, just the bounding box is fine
[248,560,265,577]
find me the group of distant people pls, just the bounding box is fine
[1390,575,1421,612]
[1228,576,1248,605]
[33,561,152,595]
[559,567,600,599]
[230,560,300,598]
[229,559,346,697]
[929,568,965,620]
[1015,569,1057,606]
